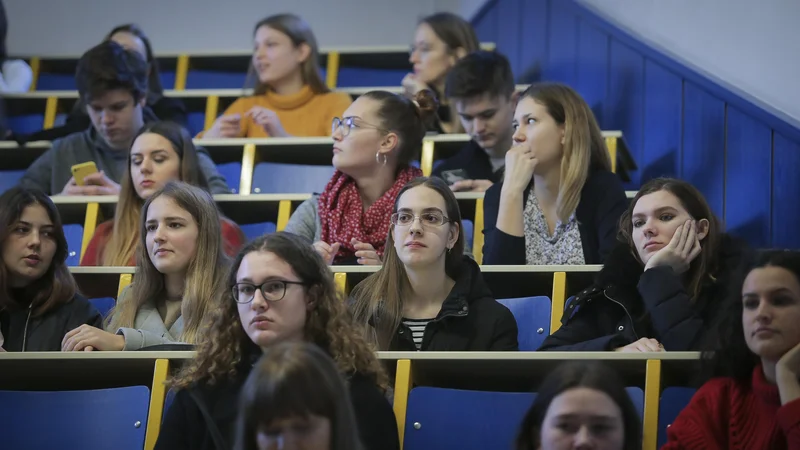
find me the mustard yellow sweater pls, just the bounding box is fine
[202,85,352,138]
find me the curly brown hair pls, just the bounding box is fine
[169,232,387,389]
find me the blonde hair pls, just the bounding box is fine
[350,177,464,350]
[169,232,387,390]
[520,82,611,222]
[105,181,230,344]
[248,14,328,95]
[101,122,210,266]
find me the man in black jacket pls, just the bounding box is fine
[433,51,516,192]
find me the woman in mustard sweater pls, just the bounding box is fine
[200,14,352,139]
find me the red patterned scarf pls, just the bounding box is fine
[318,166,423,263]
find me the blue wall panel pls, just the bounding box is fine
[606,40,644,187]
[474,2,500,43]
[772,133,800,248]
[724,107,772,247]
[519,0,549,82]
[682,82,725,218]
[497,0,524,78]
[544,0,578,85]
[641,60,682,181]
[575,20,609,125]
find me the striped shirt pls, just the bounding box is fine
[402,318,434,350]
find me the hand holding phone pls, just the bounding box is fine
[71,162,98,186]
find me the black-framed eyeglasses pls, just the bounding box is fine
[390,211,450,227]
[332,116,388,137]
[231,280,307,304]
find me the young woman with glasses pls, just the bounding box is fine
[284,89,436,265]
[156,232,399,450]
[350,177,518,351]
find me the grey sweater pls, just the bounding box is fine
[107,286,185,351]
[20,127,230,195]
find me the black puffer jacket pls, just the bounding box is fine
[389,256,519,351]
[539,234,750,352]
[0,293,102,352]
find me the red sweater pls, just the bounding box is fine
[663,366,800,450]
[80,218,245,266]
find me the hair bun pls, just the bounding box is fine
[413,89,439,124]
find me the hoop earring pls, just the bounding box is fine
[375,151,388,166]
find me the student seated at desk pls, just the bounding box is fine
[404,12,479,134]
[81,121,244,266]
[539,178,749,352]
[235,342,367,450]
[350,177,518,351]
[155,232,399,450]
[482,82,628,265]
[11,24,187,145]
[19,41,228,196]
[199,14,351,139]
[284,90,430,265]
[516,361,641,450]
[664,250,800,449]
[0,187,102,352]
[61,182,230,351]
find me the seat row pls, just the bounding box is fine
[0,351,700,450]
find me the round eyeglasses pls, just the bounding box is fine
[390,211,450,227]
[231,280,307,304]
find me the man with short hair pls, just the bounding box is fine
[20,41,228,195]
[433,50,516,193]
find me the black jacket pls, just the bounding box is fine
[538,234,749,351]
[12,94,188,145]
[389,256,519,351]
[0,293,102,351]
[482,167,628,265]
[155,350,399,450]
[432,140,504,184]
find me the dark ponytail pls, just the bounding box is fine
[362,89,439,166]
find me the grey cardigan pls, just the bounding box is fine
[106,287,184,351]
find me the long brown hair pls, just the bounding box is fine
[100,121,210,266]
[169,232,387,389]
[105,181,229,344]
[619,177,722,300]
[350,177,464,349]
[0,187,78,317]
[248,14,328,95]
[520,82,611,222]
[234,342,366,450]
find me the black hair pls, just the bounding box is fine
[445,50,515,100]
[75,41,148,103]
[105,23,164,95]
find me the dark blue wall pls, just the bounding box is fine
[472,0,800,249]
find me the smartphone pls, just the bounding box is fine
[71,161,98,186]
[440,169,469,185]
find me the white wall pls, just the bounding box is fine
[577,0,800,124]
[4,0,465,55]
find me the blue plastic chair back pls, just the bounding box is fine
[186,112,206,136]
[336,67,407,88]
[89,297,116,319]
[186,71,247,89]
[8,114,43,134]
[497,296,552,351]
[404,387,535,450]
[658,387,696,447]
[217,162,242,193]
[240,222,277,242]
[252,163,335,194]
[0,170,25,195]
[0,386,150,450]
[36,74,76,91]
[62,224,84,266]
[462,219,474,251]
[626,386,645,418]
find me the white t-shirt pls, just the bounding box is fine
[0,59,34,93]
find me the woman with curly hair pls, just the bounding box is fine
[155,232,399,450]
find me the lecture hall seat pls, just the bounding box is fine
[216,162,243,193]
[251,163,335,194]
[657,387,696,447]
[240,222,277,242]
[89,297,116,319]
[0,170,25,195]
[7,114,44,135]
[62,224,84,266]
[0,386,150,450]
[497,296,552,351]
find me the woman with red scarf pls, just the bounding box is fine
[285,90,435,265]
